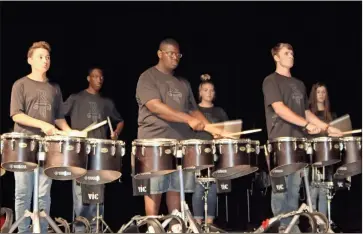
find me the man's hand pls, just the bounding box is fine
[327,126,343,137]
[187,118,205,131]
[306,123,321,135]
[41,123,58,136]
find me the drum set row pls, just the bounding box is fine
[0,132,125,185]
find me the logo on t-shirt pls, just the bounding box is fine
[87,102,101,122]
[33,89,51,118]
[167,88,183,104]
[290,84,303,106]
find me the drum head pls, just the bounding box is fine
[341,136,361,142]
[180,139,212,145]
[132,138,178,146]
[44,135,84,142]
[213,138,250,144]
[87,138,125,146]
[268,137,297,143]
[1,132,41,140]
[311,137,340,142]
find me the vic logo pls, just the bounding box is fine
[33,89,51,118]
[88,193,99,200]
[221,184,229,190]
[276,184,284,190]
[87,102,101,122]
[138,186,147,193]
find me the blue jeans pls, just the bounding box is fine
[72,181,104,233]
[149,170,195,194]
[14,168,52,233]
[192,182,217,220]
[271,170,301,228]
[310,185,328,217]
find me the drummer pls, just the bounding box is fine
[62,67,124,232]
[135,38,221,231]
[9,41,74,233]
[262,43,342,232]
[192,74,229,226]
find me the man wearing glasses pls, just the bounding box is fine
[136,38,214,229]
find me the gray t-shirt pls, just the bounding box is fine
[10,76,64,135]
[262,72,309,139]
[195,106,229,140]
[62,90,123,139]
[136,66,198,140]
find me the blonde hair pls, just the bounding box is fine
[198,73,215,101]
[27,41,51,58]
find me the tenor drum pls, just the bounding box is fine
[132,138,178,180]
[212,138,257,180]
[1,132,41,172]
[77,138,125,185]
[180,139,215,171]
[335,136,361,179]
[267,137,310,177]
[44,136,88,180]
[311,137,341,167]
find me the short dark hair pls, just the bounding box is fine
[88,67,103,76]
[159,38,179,50]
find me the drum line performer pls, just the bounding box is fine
[192,74,229,226]
[135,38,221,230]
[62,67,124,232]
[9,41,75,233]
[262,43,342,232]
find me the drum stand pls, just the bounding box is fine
[8,147,63,233]
[91,203,113,233]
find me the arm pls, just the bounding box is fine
[55,119,72,132]
[146,99,196,123]
[272,102,309,127]
[305,110,329,130]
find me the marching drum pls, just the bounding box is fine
[43,136,88,180]
[132,138,178,180]
[77,138,125,185]
[212,138,257,180]
[311,137,341,167]
[180,139,215,171]
[267,137,310,177]
[335,136,362,179]
[1,132,41,172]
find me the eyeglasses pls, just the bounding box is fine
[160,50,183,59]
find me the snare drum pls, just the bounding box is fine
[132,138,178,180]
[180,139,215,171]
[267,137,310,177]
[335,136,361,179]
[212,138,257,180]
[311,137,341,167]
[43,136,88,180]
[1,132,41,172]
[77,138,125,185]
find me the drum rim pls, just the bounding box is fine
[180,139,213,145]
[341,136,361,142]
[250,140,260,145]
[1,132,42,140]
[213,138,251,144]
[43,135,85,141]
[132,138,178,146]
[311,136,341,142]
[87,138,125,145]
[267,136,302,143]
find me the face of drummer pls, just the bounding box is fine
[199,83,215,103]
[274,46,294,69]
[157,43,182,71]
[87,68,104,92]
[316,86,327,104]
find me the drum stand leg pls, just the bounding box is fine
[8,164,63,233]
[92,203,113,233]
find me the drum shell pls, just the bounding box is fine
[212,139,256,180]
[1,134,40,172]
[312,137,341,167]
[269,138,309,177]
[133,142,177,180]
[335,137,362,179]
[77,140,124,185]
[44,137,88,180]
[181,141,214,171]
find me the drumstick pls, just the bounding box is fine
[222,129,262,137]
[82,122,97,132]
[107,116,114,135]
[205,119,242,128]
[342,129,362,135]
[82,120,108,133]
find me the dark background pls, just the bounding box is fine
[1,1,362,232]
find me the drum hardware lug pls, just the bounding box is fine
[278,142,281,151]
[234,143,238,154]
[0,140,3,154]
[44,142,49,153]
[30,140,36,152]
[11,139,15,151]
[341,142,345,151]
[111,145,116,156]
[76,142,81,154]
[219,144,222,154]
[182,146,186,155]
[159,146,162,157]
[93,144,96,155]
[121,147,125,157]
[132,145,136,156]
[256,144,260,155]
[267,144,272,153]
[198,145,201,155]
[294,142,297,151]
[358,142,361,150]
[329,142,332,150]
[59,142,63,153]
[212,145,216,154]
[173,146,177,156]
[313,143,316,151]
[86,144,91,154]
[142,146,145,156]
